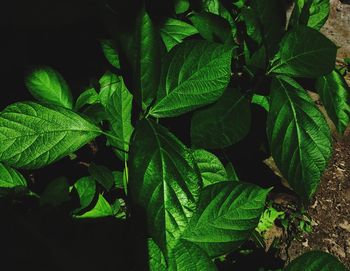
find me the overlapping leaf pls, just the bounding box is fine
[267,76,332,201]
[149,40,233,118]
[0,102,101,169]
[0,163,27,194]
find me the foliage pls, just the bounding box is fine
[1,0,349,270]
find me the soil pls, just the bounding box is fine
[278,1,350,267]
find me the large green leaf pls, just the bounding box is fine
[148,238,167,271]
[289,0,330,30]
[189,12,232,44]
[315,70,350,134]
[284,251,348,271]
[269,26,336,78]
[100,39,120,69]
[169,240,216,271]
[0,163,27,194]
[129,119,202,256]
[0,102,101,169]
[191,88,251,149]
[267,76,332,202]
[106,78,133,161]
[182,181,269,257]
[149,40,233,118]
[160,18,198,51]
[192,149,227,187]
[25,66,73,109]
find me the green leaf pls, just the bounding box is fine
[289,0,330,30]
[150,40,232,118]
[315,70,350,134]
[169,240,216,271]
[284,251,348,271]
[75,194,113,219]
[81,104,108,124]
[192,149,227,187]
[225,162,239,181]
[100,39,120,69]
[98,71,120,108]
[256,206,285,234]
[252,94,270,112]
[269,26,337,78]
[105,78,133,161]
[73,176,96,213]
[182,181,269,257]
[189,12,232,44]
[129,119,202,256]
[0,163,27,194]
[113,171,124,189]
[175,0,190,14]
[0,102,101,169]
[88,163,114,191]
[40,177,70,207]
[160,18,198,51]
[74,88,99,111]
[25,66,73,109]
[267,76,332,202]
[148,238,167,271]
[191,88,251,149]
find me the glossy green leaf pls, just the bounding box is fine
[74,88,99,111]
[289,0,330,30]
[267,76,332,202]
[106,78,133,161]
[129,119,202,256]
[252,94,270,112]
[192,149,227,187]
[160,18,198,51]
[175,0,190,14]
[98,71,120,108]
[75,194,113,219]
[100,39,120,69]
[73,176,96,213]
[148,238,167,271]
[182,181,269,257]
[189,12,232,44]
[0,163,27,194]
[169,240,216,271]
[0,102,101,169]
[315,70,350,134]
[191,88,251,149]
[88,163,114,191]
[40,177,70,207]
[269,26,337,78]
[150,40,232,118]
[284,251,348,271]
[25,66,73,109]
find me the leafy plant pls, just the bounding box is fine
[1,0,349,270]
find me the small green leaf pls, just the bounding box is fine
[88,163,114,191]
[256,207,285,234]
[269,26,337,78]
[182,181,269,257]
[73,176,96,213]
[191,88,251,149]
[150,40,232,118]
[284,251,348,271]
[74,88,99,111]
[75,194,113,219]
[0,163,27,195]
[252,94,270,112]
[148,238,167,271]
[100,39,120,69]
[175,0,190,14]
[267,76,332,202]
[315,70,350,134]
[25,66,73,109]
[40,177,70,207]
[0,102,101,169]
[189,12,232,44]
[169,240,216,271]
[105,78,133,161]
[129,119,202,256]
[98,71,120,108]
[192,149,227,187]
[160,18,198,51]
[113,171,124,189]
